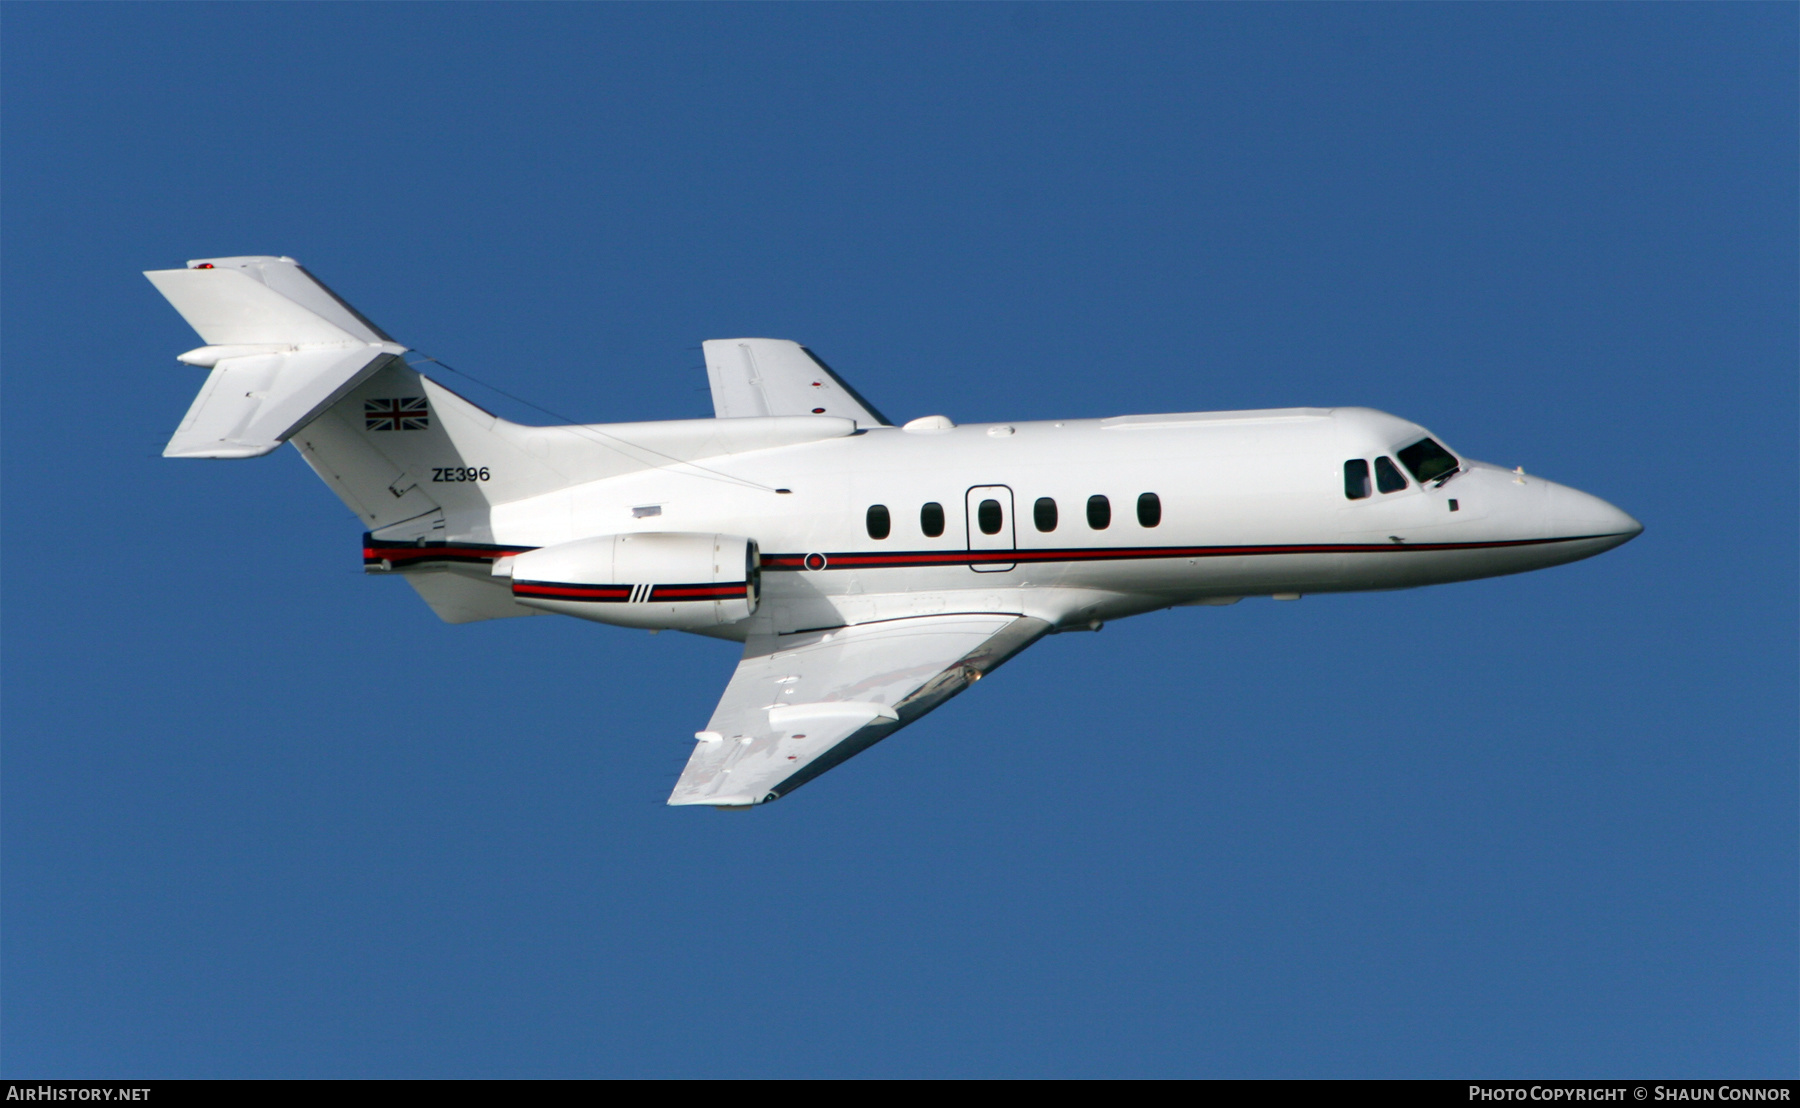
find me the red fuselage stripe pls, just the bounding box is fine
[370,534,1615,574]
[759,535,1602,570]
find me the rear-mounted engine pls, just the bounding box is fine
[499,533,759,630]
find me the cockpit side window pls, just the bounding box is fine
[1374,456,1408,493]
[1397,437,1458,484]
[1343,459,1371,500]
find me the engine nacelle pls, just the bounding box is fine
[504,533,760,630]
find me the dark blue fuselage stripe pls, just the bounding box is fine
[368,533,1627,573]
[760,533,1622,571]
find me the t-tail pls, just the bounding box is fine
[146,256,857,625]
[145,256,581,621]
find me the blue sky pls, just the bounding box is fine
[3,3,1793,1077]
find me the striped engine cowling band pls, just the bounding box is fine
[512,581,750,603]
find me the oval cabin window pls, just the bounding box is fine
[1136,492,1161,528]
[1087,494,1111,530]
[978,498,1004,535]
[866,504,891,540]
[1034,497,1058,532]
[920,501,945,538]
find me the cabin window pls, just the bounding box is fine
[1397,437,1458,484]
[1087,494,1111,530]
[1034,497,1058,532]
[1374,456,1408,494]
[977,498,1004,535]
[1137,492,1162,527]
[1344,459,1371,500]
[920,501,945,538]
[866,504,891,540]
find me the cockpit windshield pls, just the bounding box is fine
[1397,437,1459,484]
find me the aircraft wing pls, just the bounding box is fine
[701,338,891,425]
[670,613,1051,807]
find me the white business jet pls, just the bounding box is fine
[147,256,1642,809]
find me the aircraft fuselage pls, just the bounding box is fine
[452,404,1640,639]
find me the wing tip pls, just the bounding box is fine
[667,791,766,810]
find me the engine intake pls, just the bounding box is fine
[505,533,760,629]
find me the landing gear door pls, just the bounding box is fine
[965,485,1016,572]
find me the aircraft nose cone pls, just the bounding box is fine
[1550,483,1643,547]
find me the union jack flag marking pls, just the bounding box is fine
[365,397,429,431]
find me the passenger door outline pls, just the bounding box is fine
[964,485,1016,572]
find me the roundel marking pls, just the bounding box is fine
[803,552,828,571]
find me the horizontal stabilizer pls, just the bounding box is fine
[147,257,407,458]
[145,256,392,346]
